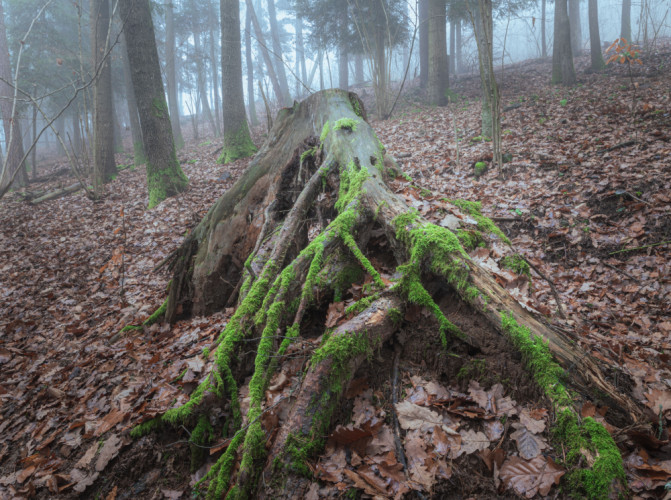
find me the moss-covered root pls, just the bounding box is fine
[143,298,168,326]
[218,123,257,164]
[500,313,626,498]
[258,296,404,498]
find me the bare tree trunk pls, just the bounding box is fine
[194,31,218,136]
[542,0,547,57]
[449,19,456,75]
[245,0,285,105]
[552,0,576,85]
[165,0,185,149]
[209,1,222,137]
[32,99,38,180]
[588,0,605,70]
[220,0,256,163]
[245,5,258,126]
[120,0,188,208]
[266,0,291,104]
[456,19,462,74]
[294,14,307,95]
[569,0,583,55]
[354,53,364,84]
[121,31,145,165]
[419,0,429,87]
[428,0,448,106]
[621,0,631,41]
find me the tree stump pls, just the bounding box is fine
[141,89,648,499]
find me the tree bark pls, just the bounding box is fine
[245,4,258,126]
[266,0,291,104]
[552,0,576,85]
[588,0,605,70]
[150,89,646,499]
[419,0,429,87]
[569,0,583,55]
[165,0,185,150]
[120,0,188,209]
[456,19,462,74]
[121,32,145,165]
[209,0,222,137]
[449,19,456,75]
[338,45,348,90]
[621,0,631,41]
[245,0,285,106]
[541,0,547,57]
[194,31,218,136]
[427,0,448,106]
[0,0,27,192]
[220,0,257,164]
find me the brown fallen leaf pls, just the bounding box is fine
[75,441,99,469]
[459,429,490,456]
[95,434,122,472]
[500,455,565,497]
[16,465,36,484]
[510,424,547,460]
[395,401,458,434]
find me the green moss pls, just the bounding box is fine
[500,313,626,497]
[119,324,143,333]
[449,199,511,245]
[388,307,402,325]
[143,298,168,326]
[344,293,381,316]
[202,347,210,359]
[152,96,167,118]
[333,118,359,132]
[474,161,488,178]
[146,157,189,209]
[334,161,369,213]
[500,254,530,278]
[320,121,330,143]
[350,96,363,118]
[130,418,163,438]
[456,229,484,250]
[218,123,257,164]
[300,147,316,163]
[457,358,487,380]
[190,415,213,471]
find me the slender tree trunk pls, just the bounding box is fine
[419,0,429,87]
[266,0,291,104]
[71,108,82,155]
[588,0,605,70]
[552,0,576,85]
[194,31,217,136]
[245,0,285,105]
[456,19,462,74]
[569,0,583,55]
[32,100,38,180]
[542,0,547,57]
[373,30,388,116]
[294,14,307,94]
[0,0,27,193]
[354,53,364,84]
[245,5,258,126]
[621,0,631,41]
[91,0,116,193]
[220,0,256,163]
[318,49,324,90]
[449,20,456,75]
[121,32,145,165]
[165,0,184,149]
[210,1,222,137]
[112,100,124,153]
[120,0,188,209]
[428,0,448,106]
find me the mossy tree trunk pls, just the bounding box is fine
[149,90,646,499]
[120,31,146,166]
[120,0,188,209]
[427,0,448,106]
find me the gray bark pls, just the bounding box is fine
[552,0,576,85]
[165,0,184,149]
[245,5,258,125]
[588,0,605,70]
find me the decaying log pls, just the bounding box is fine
[29,182,83,204]
[148,89,649,499]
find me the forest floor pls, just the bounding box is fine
[1,44,670,499]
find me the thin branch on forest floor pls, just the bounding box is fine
[609,240,670,255]
[522,256,566,319]
[602,262,641,283]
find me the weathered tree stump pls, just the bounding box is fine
[138,89,648,499]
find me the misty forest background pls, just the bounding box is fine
[1,0,671,498]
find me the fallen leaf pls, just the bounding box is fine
[499,455,565,497]
[95,434,122,472]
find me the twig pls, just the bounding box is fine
[609,240,670,255]
[522,256,566,319]
[597,140,637,154]
[602,262,640,283]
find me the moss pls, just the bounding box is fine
[500,313,626,497]
[300,147,316,163]
[218,123,257,164]
[333,117,359,132]
[190,415,213,471]
[119,324,142,333]
[350,96,363,118]
[449,199,511,245]
[500,254,530,278]
[130,418,163,438]
[474,161,488,178]
[147,157,189,209]
[202,346,210,359]
[344,293,381,316]
[320,121,330,143]
[143,298,168,326]
[388,307,402,325]
[457,358,487,380]
[456,229,484,250]
[152,96,167,118]
[334,161,369,213]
